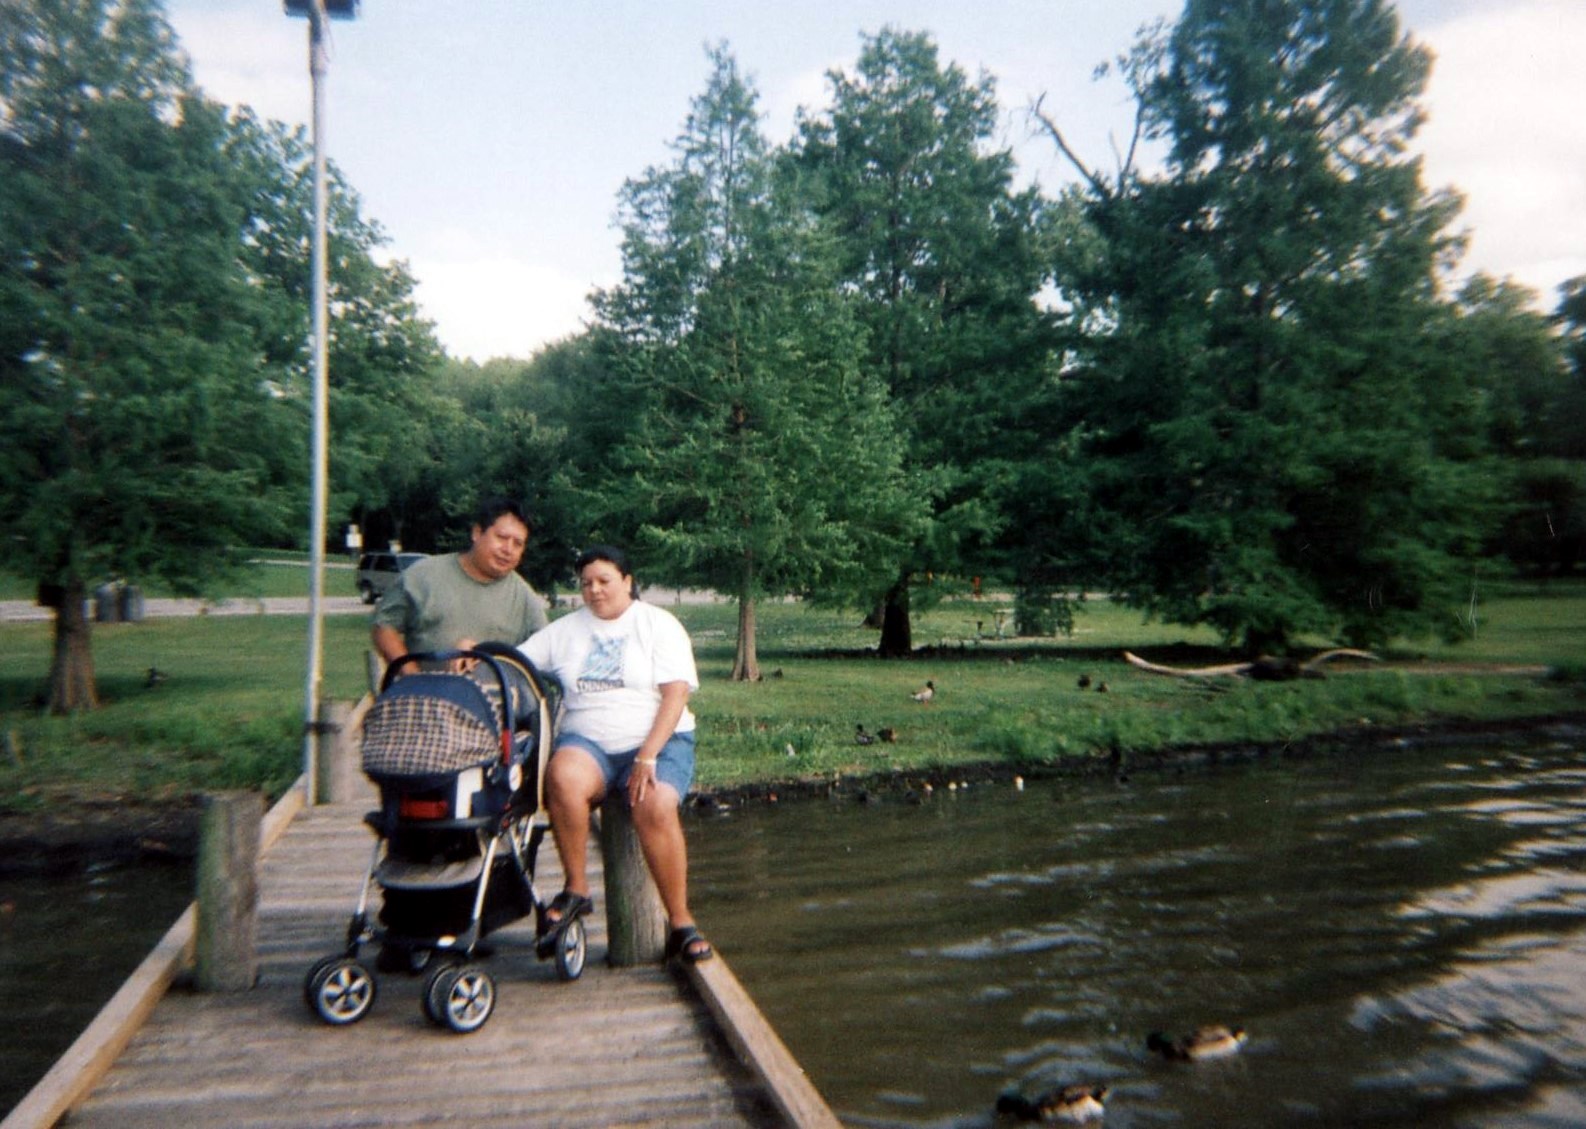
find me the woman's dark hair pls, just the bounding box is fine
[575,544,638,597]
[574,544,631,576]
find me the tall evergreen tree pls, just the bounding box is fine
[1042,0,1495,650]
[0,0,297,710]
[795,28,1058,654]
[592,46,921,679]
[220,108,446,551]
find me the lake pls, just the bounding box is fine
[7,726,1586,1126]
[690,728,1586,1127]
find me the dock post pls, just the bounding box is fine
[194,791,261,991]
[598,797,667,965]
[314,698,358,804]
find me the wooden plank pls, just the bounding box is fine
[685,957,844,1129]
[43,784,780,1129]
[12,689,823,1129]
[2,760,323,1129]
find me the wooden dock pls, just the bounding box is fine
[9,779,837,1128]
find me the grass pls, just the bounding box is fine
[0,614,373,813]
[680,585,1585,790]
[0,554,360,603]
[2,576,1583,815]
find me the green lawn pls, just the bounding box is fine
[0,554,360,603]
[2,576,1582,814]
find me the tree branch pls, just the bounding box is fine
[1029,94,1112,200]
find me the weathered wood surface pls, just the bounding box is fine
[58,790,779,1129]
[599,795,668,966]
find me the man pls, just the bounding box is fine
[371,497,549,673]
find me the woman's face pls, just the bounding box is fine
[580,558,632,620]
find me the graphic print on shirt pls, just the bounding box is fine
[577,634,626,693]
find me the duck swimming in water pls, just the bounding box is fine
[996,1083,1110,1123]
[1147,1024,1248,1061]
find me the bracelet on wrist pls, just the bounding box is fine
[636,756,658,767]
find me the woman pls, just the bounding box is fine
[516,545,712,962]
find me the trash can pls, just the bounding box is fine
[94,583,121,624]
[118,584,145,623]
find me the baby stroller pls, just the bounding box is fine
[304,643,586,1034]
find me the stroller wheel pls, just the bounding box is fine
[420,960,456,1025]
[555,918,587,981]
[305,956,377,1025]
[424,963,496,1033]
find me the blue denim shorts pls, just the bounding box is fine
[555,730,695,804]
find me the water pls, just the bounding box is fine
[689,735,1586,1127]
[0,859,192,1116]
[6,734,1584,1126]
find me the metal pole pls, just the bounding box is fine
[302,5,330,805]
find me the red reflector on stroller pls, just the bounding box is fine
[399,796,450,820]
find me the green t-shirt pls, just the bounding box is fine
[372,552,548,658]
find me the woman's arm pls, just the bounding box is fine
[628,680,690,806]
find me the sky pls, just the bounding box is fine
[162,0,1586,363]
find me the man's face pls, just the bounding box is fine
[469,514,528,580]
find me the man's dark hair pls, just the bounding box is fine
[473,495,531,535]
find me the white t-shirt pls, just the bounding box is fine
[517,599,698,751]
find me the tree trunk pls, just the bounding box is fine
[49,578,99,713]
[731,556,759,682]
[877,577,912,658]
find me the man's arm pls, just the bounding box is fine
[371,581,418,675]
[371,623,409,666]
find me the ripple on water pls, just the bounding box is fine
[686,736,1586,1126]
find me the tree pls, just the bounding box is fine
[431,349,580,594]
[591,46,921,679]
[794,28,1059,654]
[0,0,298,710]
[1555,276,1586,460]
[1037,0,1497,650]
[219,109,446,552]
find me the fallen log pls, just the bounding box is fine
[1123,648,1379,681]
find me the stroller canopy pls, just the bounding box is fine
[362,673,501,779]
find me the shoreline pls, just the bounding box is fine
[5,710,1583,874]
[693,709,1586,807]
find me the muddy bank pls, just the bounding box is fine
[5,712,1583,872]
[0,799,201,877]
[690,711,1586,808]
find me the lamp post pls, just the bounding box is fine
[285,0,358,804]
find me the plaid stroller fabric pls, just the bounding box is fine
[362,673,500,778]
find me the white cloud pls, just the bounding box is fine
[408,246,604,362]
[173,8,310,127]
[763,65,831,142]
[1415,0,1586,303]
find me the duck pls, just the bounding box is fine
[854,724,876,746]
[996,1083,1110,1123]
[145,666,168,688]
[1147,1024,1248,1061]
[877,726,897,743]
[911,680,936,703]
[1077,674,1091,689]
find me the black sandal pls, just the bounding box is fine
[665,924,713,964]
[542,890,593,931]
[536,890,593,958]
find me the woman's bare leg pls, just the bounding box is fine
[544,746,605,915]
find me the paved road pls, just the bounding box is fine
[0,596,373,624]
[0,587,726,625]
